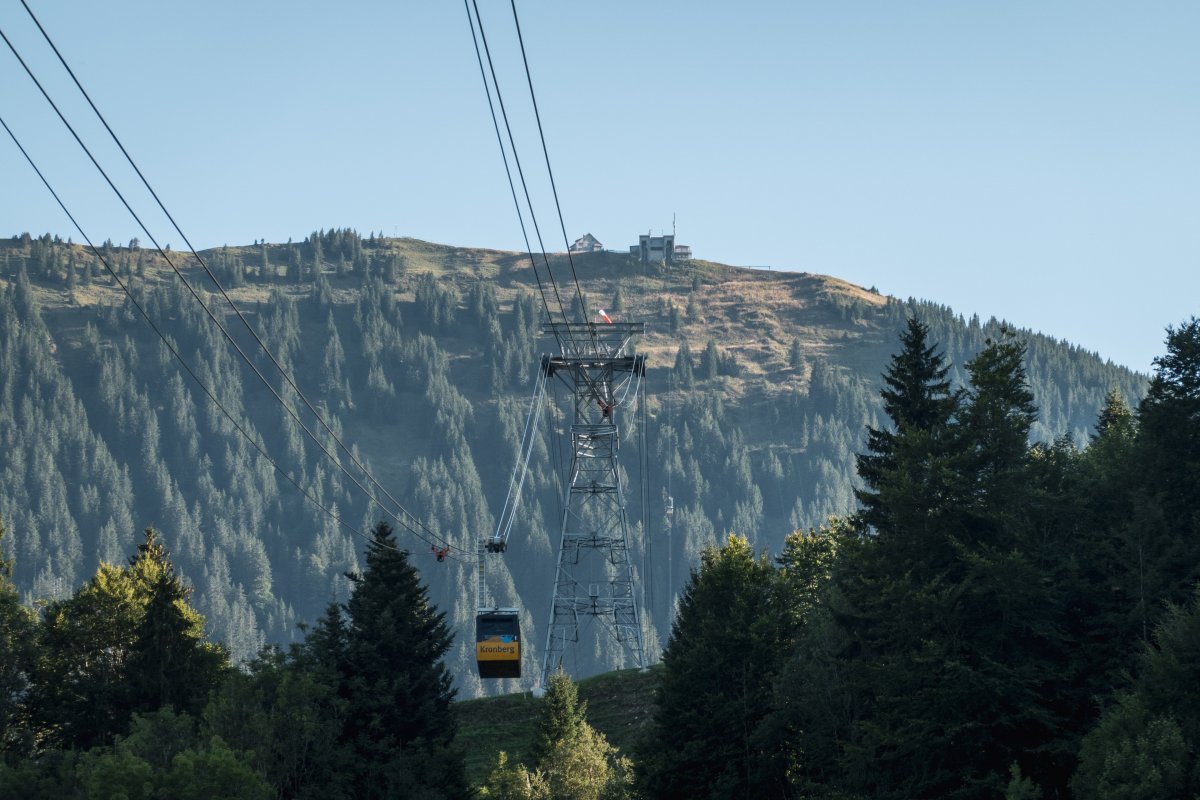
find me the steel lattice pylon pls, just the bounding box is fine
[540,322,646,686]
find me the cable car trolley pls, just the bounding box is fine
[475,607,521,679]
[476,536,525,679]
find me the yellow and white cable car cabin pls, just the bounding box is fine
[476,608,521,679]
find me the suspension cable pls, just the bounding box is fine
[12,2,460,559]
[0,25,468,562]
[461,0,554,327]
[467,0,570,329]
[640,368,653,626]
[0,111,385,554]
[507,0,589,327]
[491,364,549,548]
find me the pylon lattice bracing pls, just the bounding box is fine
[540,322,646,685]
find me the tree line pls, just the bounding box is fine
[638,317,1200,799]
[0,310,1193,797]
[0,510,635,799]
[0,520,471,798]
[0,230,1145,689]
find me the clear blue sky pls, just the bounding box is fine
[2,1,1196,372]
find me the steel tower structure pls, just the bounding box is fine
[540,321,647,685]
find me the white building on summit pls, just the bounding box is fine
[569,233,603,253]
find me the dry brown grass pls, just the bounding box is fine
[10,236,892,410]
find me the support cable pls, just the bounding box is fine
[461,0,554,327]
[467,0,571,332]
[507,0,590,328]
[548,380,566,518]
[12,2,459,559]
[0,26,468,562]
[667,370,675,617]
[0,111,387,555]
[491,364,548,548]
[639,372,652,625]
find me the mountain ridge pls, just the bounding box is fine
[0,229,1146,692]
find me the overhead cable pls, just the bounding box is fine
[467,0,570,329]
[15,0,459,559]
[0,111,379,554]
[1,22,468,562]
[461,0,555,327]
[491,364,549,548]
[507,0,590,326]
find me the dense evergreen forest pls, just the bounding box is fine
[635,316,1200,799]
[1,229,1195,795]
[0,229,1144,697]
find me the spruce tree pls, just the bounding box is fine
[1134,317,1200,609]
[700,339,720,381]
[832,331,1072,798]
[854,316,958,560]
[673,342,695,388]
[788,336,804,370]
[1064,390,1143,694]
[1094,388,1136,442]
[339,521,468,799]
[529,670,587,766]
[126,565,227,718]
[0,519,36,756]
[957,329,1037,532]
[638,535,788,800]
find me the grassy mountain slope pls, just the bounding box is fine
[0,230,1146,692]
[454,666,659,786]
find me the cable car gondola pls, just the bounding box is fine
[476,608,521,679]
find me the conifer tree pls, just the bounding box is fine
[483,672,632,800]
[700,339,720,380]
[672,342,694,388]
[788,336,804,370]
[1134,317,1200,608]
[126,564,227,718]
[1062,390,1143,694]
[338,521,469,799]
[957,329,1037,530]
[1094,387,1136,442]
[0,519,36,756]
[638,535,788,799]
[830,330,1069,798]
[855,316,958,546]
[31,529,222,750]
[1073,588,1200,799]
[529,669,587,766]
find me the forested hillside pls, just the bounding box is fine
[0,229,1144,693]
[633,316,1200,799]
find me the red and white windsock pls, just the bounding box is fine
[597,308,613,324]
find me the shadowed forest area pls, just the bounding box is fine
[0,233,1196,796]
[0,230,1144,695]
[634,316,1200,799]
